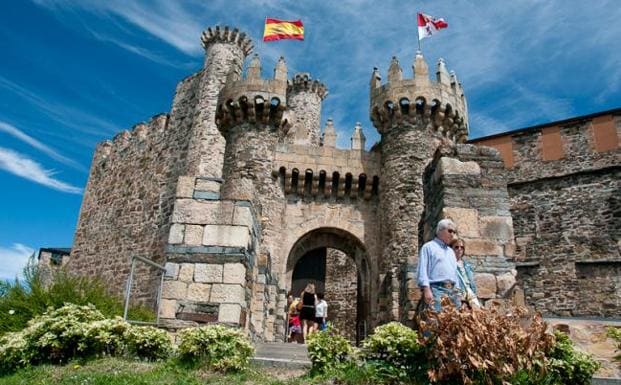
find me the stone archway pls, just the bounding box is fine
[286,227,370,343]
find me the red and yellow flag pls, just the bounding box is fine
[263,18,304,42]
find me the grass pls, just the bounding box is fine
[0,357,318,385]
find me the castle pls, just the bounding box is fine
[68,26,620,341]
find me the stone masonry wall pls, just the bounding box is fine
[474,114,621,316]
[324,248,358,342]
[510,169,620,316]
[69,72,201,304]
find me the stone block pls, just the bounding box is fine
[480,216,514,241]
[162,281,187,300]
[233,205,255,228]
[164,263,179,279]
[187,283,212,301]
[178,263,194,283]
[504,242,516,257]
[474,273,497,299]
[211,284,245,303]
[435,157,481,178]
[168,224,184,244]
[160,299,177,318]
[184,225,204,245]
[496,272,516,297]
[466,239,504,256]
[172,199,233,225]
[202,225,250,248]
[175,176,195,198]
[441,207,479,238]
[195,179,221,193]
[194,263,223,283]
[218,303,242,324]
[223,263,246,284]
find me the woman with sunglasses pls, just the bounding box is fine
[451,239,481,309]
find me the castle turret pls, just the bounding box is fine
[287,73,328,146]
[322,118,337,148]
[185,26,253,178]
[351,122,366,150]
[369,52,468,320]
[216,55,288,204]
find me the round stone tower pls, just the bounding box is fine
[287,73,328,146]
[216,54,289,204]
[185,26,253,178]
[369,52,468,320]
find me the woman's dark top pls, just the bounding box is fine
[300,291,315,320]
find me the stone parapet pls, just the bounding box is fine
[201,25,253,56]
[370,53,468,142]
[216,55,289,135]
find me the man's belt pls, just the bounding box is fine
[430,280,454,289]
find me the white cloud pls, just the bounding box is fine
[0,120,85,171]
[0,147,82,194]
[0,243,34,281]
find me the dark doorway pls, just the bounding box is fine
[291,248,326,296]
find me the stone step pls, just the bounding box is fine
[252,342,310,369]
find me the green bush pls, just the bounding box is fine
[360,322,424,383]
[177,324,254,372]
[0,304,173,374]
[608,327,621,362]
[125,325,172,361]
[545,331,600,385]
[306,324,354,373]
[0,263,154,335]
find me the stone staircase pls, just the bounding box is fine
[252,342,311,369]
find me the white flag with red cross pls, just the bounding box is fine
[417,12,448,40]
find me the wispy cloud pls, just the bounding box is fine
[0,147,82,194]
[0,75,118,138]
[0,243,34,281]
[31,0,621,144]
[0,120,85,171]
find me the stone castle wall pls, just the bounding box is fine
[69,72,201,303]
[472,111,621,316]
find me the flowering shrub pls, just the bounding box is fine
[0,303,174,373]
[177,324,254,372]
[23,303,106,364]
[306,324,354,373]
[360,322,424,383]
[125,325,172,361]
[0,331,29,373]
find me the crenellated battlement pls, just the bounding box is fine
[288,72,328,100]
[93,113,170,165]
[370,52,468,143]
[200,25,253,56]
[215,54,289,134]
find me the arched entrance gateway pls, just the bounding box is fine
[285,227,371,343]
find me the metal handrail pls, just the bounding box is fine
[123,255,166,326]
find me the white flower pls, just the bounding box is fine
[8,309,15,315]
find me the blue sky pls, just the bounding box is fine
[0,0,619,279]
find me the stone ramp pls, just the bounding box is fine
[252,342,310,369]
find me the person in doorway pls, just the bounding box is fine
[287,291,303,343]
[451,238,481,309]
[417,218,461,312]
[299,282,317,341]
[314,292,328,331]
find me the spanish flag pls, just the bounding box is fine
[263,18,304,42]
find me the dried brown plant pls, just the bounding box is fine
[418,298,555,385]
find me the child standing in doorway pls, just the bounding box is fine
[314,292,328,331]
